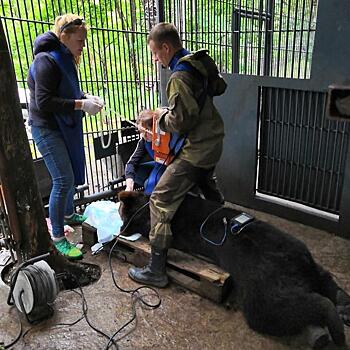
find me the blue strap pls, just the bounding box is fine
[144,140,154,158]
[169,131,186,155]
[141,141,165,194]
[144,163,166,195]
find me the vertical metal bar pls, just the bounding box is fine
[299,91,313,203]
[311,92,326,206]
[85,2,101,192]
[326,120,339,210]
[157,0,165,22]
[264,0,273,76]
[232,7,240,73]
[283,0,292,77]
[43,0,51,31]
[81,4,97,194]
[274,88,283,195]
[269,87,279,194]
[276,87,286,194]
[333,123,347,211]
[319,96,331,209]
[243,0,248,74]
[237,0,242,74]
[281,89,293,195]
[212,0,216,62]
[293,90,306,200]
[262,88,272,191]
[276,0,283,77]
[306,91,319,205]
[101,0,115,183]
[256,0,263,76]
[287,89,299,198]
[290,0,299,78]
[93,4,106,192]
[219,0,224,69]
[304,0,315,79]
[250,0,254,75]
[297,0,306,78]
[201,0,204,53]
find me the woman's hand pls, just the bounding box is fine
[81,99,103,115]
[85,93,104,107]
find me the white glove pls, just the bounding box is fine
[81,99,103,115]
[85,93,104,107]
[125,178,134,191]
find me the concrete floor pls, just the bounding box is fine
[1,205,350,350]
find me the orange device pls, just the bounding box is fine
[127,114,175,165]
[152,116,174,165]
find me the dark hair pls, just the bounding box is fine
[147,22,182,49]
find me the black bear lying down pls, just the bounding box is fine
[118,191,350,348]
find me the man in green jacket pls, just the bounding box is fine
[128,22,227,288]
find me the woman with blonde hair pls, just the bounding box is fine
[27,14,103,259]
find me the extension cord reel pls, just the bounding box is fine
[12,260,58,314]
[8,254,59,323]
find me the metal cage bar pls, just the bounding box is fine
[0,0,159,196]
[163,0,318,79]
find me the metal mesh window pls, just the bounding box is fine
[257,87,350,214]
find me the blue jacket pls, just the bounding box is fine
[28,32,85,185]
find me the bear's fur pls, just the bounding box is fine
[118,191,350,347]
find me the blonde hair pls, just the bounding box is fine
[53,14,87,64]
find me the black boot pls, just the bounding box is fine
[128,247,168,288]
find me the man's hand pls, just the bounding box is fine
[125,178,134,191]
[155,107,167,119]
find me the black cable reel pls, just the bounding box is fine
[7,253,59,323]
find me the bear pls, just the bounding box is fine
[117,190,350,348]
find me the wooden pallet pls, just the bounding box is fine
[116,236,232,303]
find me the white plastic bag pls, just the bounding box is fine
[84,201,123,244]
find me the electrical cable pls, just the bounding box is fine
[20,276,118,350]
[2,305,23,349]
[102,201,162,349]
[61,273,120,350]
[199,207,228,246]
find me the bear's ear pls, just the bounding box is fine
[118,191,142,207]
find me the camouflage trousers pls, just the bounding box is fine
[149,158,224,250]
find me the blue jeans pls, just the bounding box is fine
[31,126,75,238]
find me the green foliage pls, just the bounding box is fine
[0,0,318,134]
[0,0,158,135]
[164,0,317,78]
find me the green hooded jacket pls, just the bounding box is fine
[159,49,227,168]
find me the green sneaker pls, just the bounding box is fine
[54,238,83,260]
[64,213,87,226]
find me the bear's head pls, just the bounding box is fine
[118,191,150,237]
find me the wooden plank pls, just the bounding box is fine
[116,236,231,303]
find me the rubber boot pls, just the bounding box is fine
[128,247,168,288]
